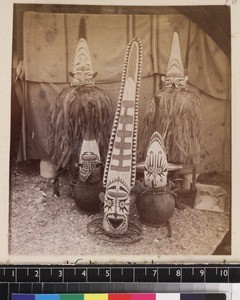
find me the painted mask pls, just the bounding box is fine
[76,151,102,184]
[102,179,130,233]
[70,38,94,87]
[76,102,102,184]
[102,38,142,235]
[144,131,168,188]
[163,32,188,88]
[164,75,188,88]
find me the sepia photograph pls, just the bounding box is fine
[0,0,238,262]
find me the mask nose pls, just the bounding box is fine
[151,172,157,188]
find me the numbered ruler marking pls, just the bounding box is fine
[17,268,40,282]
[88,268,111,282]
[134,268,158,282]
[62,268,87,282]
[0,266,240,283]
[206,268,229,283]
[182,268,205,282]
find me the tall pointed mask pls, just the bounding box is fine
[163,32,188,88]
[101,38,142,235]
[70,38,94,87]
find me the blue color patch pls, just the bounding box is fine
[35,295,60,300]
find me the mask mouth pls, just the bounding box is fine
[106,213,126,231]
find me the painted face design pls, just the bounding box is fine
[103,179,130,234]
[76,151,102,183]
[72,65,93,86]
[71,38,94,87]
[164,32,187,89]
[144,132,168,188]
[102,38,142,235]
[164,76,187,88]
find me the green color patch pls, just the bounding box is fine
[60,295,84,300]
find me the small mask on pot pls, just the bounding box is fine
[144,132,168,189]
[76,151,102,184]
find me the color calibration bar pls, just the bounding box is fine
[12,293,226,300]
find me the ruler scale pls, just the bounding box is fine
[0,265,239,283]
[0,265,239,300]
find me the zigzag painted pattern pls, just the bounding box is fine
[103,38,143,188]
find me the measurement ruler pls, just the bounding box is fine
[0,265,240,283]
[0,265,239,300]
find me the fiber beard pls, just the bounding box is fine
[138,85,203,165]
[49,85,113,170]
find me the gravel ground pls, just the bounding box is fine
[9,161,230,256]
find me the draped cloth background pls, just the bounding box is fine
[15,11,230,173]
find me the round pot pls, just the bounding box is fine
[136,190,175,227]
[72,184,104,214]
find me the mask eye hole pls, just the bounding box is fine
[77,163,88,169]
[81,163,88,170]
[91,164,97,170]
[118,200,128,213]
[91,163,101,171]
[107,199,112,207]
[104,197,114,211]
[119,201,125,208]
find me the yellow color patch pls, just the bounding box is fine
[84,294,108,300]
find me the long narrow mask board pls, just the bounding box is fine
[11,294,226,300]
[102,38,142,235]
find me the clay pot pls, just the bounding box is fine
[72,184,104,214]
[136,189,175,227]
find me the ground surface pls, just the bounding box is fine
[9,160,230,257]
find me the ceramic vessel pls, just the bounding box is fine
[136,189,175,227]
[72,184,104,214]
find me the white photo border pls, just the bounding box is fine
[0,0,239,264]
